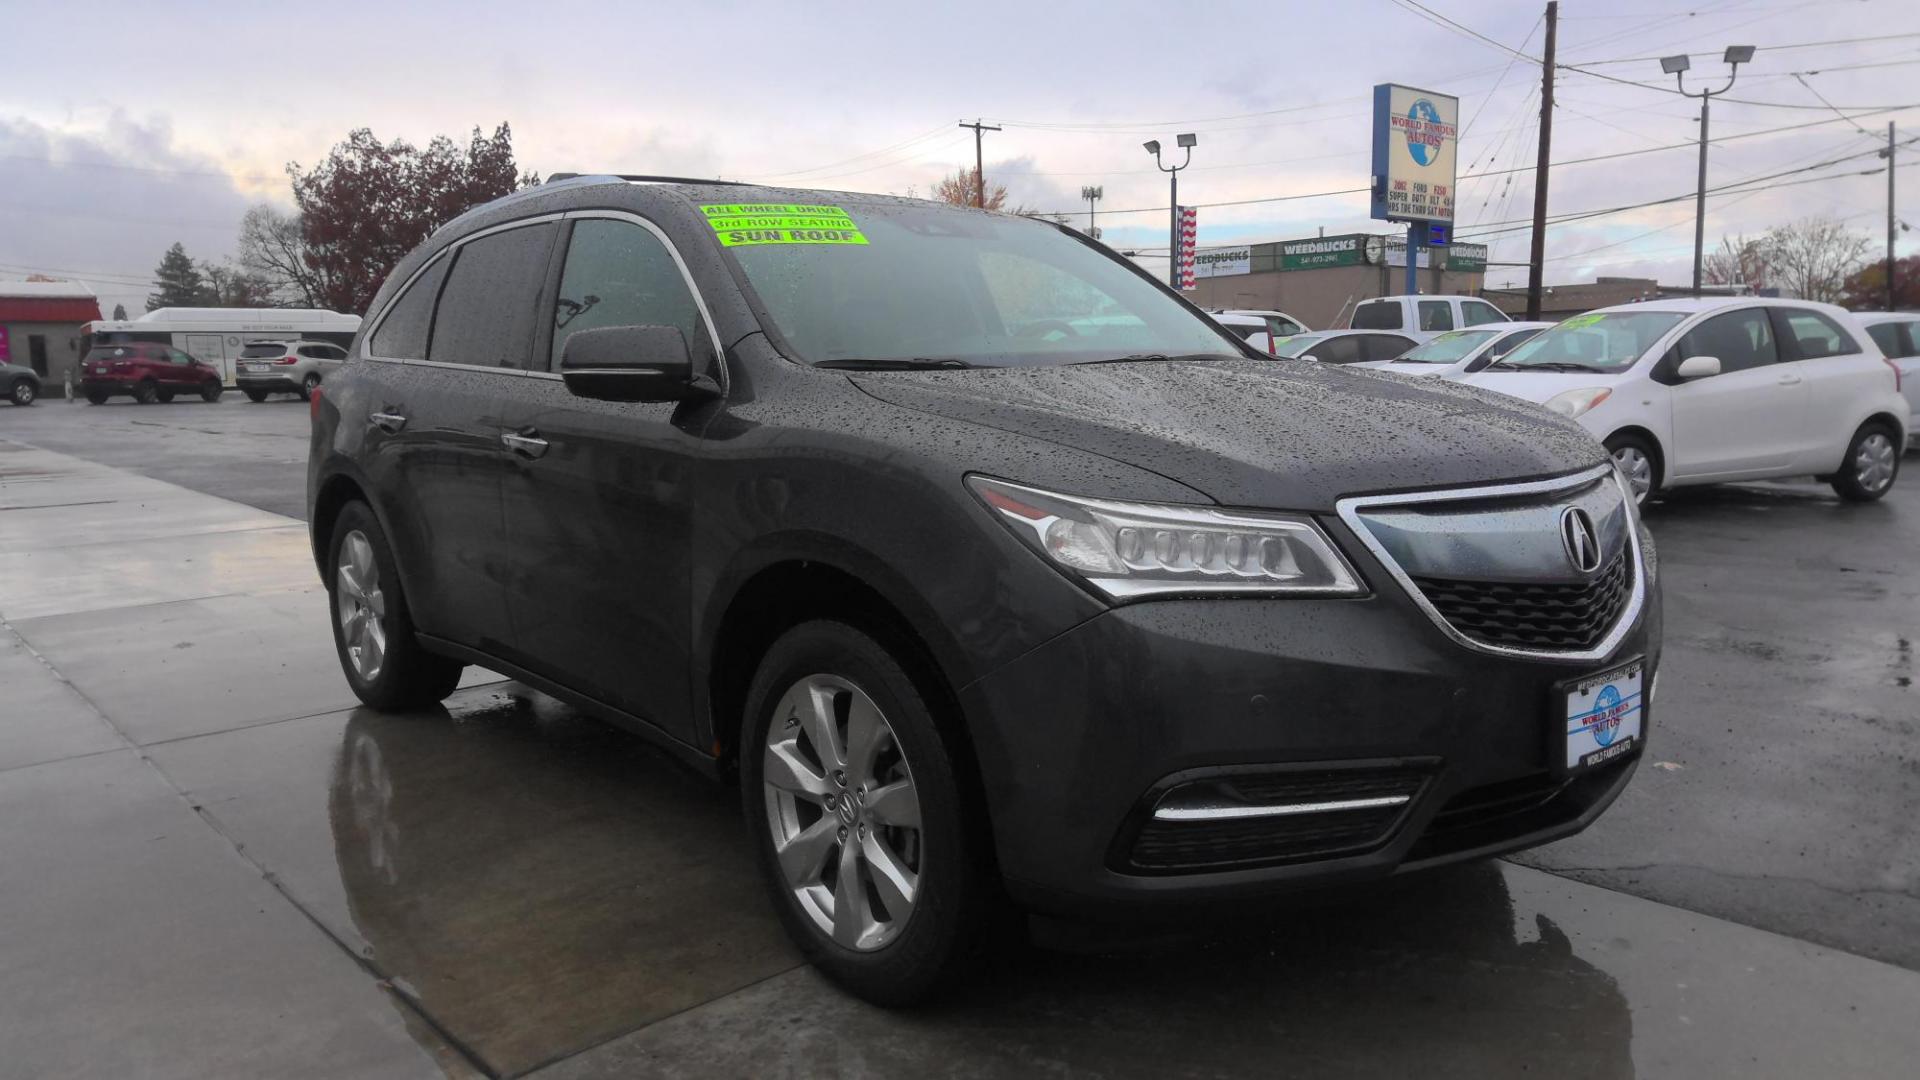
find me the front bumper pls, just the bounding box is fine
[962,557,1660,916]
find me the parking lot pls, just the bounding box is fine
[3,396,1918,1078]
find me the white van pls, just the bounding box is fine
[1348,295,1509,343]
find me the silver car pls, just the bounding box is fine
[1,361,40,406]
[1855,312,1920,446]
[236,340,348,402]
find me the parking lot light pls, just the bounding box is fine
[1664,45,1757,297]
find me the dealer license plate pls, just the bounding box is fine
[244,363,269,372]
[1563,659,1643,772]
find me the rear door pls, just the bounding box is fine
[495,213,720,742]
[1775,307,1877,469]
[1306,335,1365,364]
[1665,306,1804,479]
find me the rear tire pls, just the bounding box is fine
[8,380,33,406]
[1604,433,1659,506]
[200,382,223,403]
[326,500,465,709]
[85,390,109,405]
[1830,422,1900,502]
[298,373,321,401]
[741,620,994,1006]
[244,389,270,403]
[132,381,159,404]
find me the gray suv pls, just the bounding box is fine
[237,340,347,401]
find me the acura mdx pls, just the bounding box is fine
[308,177,1661,1004]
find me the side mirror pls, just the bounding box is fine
[1676,354,1721,380]
[560,325,718,403]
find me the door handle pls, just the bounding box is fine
[369,410,407,433]
[501,431,550,459]
[1777,374,1803,386]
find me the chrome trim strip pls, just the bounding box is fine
[1153,794,1412,822]
[1335,464,1645,664]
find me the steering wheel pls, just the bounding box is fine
[1013,319,1078,342]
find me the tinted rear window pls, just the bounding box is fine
[370,257,450,360]
[1352,301,1402,329]
[429,223,557,368]
[241,343,288,358]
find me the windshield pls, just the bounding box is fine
[1394,329,1498,364]
[1497,311,1688,372]
[1271,333,1327,358]
[715,202,1244,367]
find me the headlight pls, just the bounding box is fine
[968,476,1363,600]
[1544,386,1612,419]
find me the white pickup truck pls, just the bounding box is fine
[1348,295,1511,343]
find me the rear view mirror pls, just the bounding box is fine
[561,325,718,403]
[1676,355,1721,380]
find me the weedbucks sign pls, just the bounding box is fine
[1280,235,1364,271]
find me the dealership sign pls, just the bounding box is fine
[1194,246,1251,279]
[1371,84,1459,224]
[1281,235,1363,271]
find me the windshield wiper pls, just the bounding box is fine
[1071,352,1234,366]
[814,357,974,370]
[1507,361,1610,373]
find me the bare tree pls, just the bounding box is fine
[1762,217,1870,303]
[236,205,323,308]
[1702,234,1770,290]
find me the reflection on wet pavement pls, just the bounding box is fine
[325,687,796,1074]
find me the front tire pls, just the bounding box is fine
[8,380,34,406]
[1831,422,1900,502]
[741,620,993,1006]
[1604,433,1659,506]
[326,501,464,709]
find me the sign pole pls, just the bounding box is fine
[1404,221,1426,296]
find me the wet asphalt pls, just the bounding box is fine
[2,395,1917,1077]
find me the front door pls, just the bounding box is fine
[497,214,719,743]
[1667,307,1805,479]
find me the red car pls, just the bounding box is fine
[81,343,224,404]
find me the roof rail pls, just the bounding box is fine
[545,173,750,186]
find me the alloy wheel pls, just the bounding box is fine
[1612,446,1652,504]
[1855,432,1897,494]
[11,381,33,405]
[334,530,388,682]
[762,673,922,952]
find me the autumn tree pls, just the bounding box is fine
[1702,234,1770,290]
[1762,217,1870,303]
[288,123,539,313]
[147,242,206,311]
[1838,254,1920,311]
[933,167,1011,211]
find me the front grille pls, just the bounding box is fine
[1122,767,1427,873]
[1413,552,1631,651]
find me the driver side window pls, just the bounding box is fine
[550,218,710,371]
[1678,309,1778,374]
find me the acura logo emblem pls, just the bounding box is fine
[1559,507,1602,574]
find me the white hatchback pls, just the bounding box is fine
[1463,298,1908,504]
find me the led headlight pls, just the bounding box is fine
[1544,386,1612,419]
[968,476,1363,600]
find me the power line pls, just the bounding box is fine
[1571,31,1920,65]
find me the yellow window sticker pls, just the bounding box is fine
[1560,313,1605,330]
[701,203,869,247]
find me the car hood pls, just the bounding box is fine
[850,360,1604,509]
[1461,369,1633,405]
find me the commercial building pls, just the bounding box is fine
[1182,233,1488,329]
[0,281,102,389]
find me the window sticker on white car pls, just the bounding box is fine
[1560,313,1604,330]
[702,204,868,247]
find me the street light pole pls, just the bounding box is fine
[1662,46,1754,297]
[1145,135,1197,288]
[1887,122,1898,312]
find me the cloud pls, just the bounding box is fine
[0,111,253,315]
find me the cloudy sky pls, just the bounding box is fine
[2,0,1916,317]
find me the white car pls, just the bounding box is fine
[1348,294,1511,343]
[1854,311,1920,445]
[1210,309,1310,356]
[1247,329,1419,364]
[1355,321,1555,379]
[1463,298,1908,504]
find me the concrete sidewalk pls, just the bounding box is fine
[5,435,1920,1079]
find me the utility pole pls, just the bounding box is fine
[1525,1,1557,320]
[1888,121,1898,311]
[959,120,1001,208]
[1662,46,1755,296]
